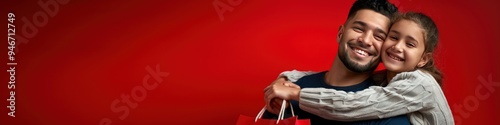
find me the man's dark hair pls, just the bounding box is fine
[347,0,398,20]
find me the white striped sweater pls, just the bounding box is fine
[279,69,454,125]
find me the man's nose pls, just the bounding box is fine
[357,32,373,48]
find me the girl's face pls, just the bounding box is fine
[382,19,429,73]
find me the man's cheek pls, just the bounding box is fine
[374,42,383,55]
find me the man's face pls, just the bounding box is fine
[337,9,391,73]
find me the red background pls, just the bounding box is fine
[1,0,500,125]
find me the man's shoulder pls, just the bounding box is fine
[296,71,326,81]
[295,71,327,87]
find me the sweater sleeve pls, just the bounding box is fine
[298,70,436,121]
[278,70,317,82]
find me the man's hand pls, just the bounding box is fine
[264,78,301,114]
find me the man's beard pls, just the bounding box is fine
[338,42,380,73]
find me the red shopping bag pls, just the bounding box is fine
[236,100,310,125]
[236,114,310,125]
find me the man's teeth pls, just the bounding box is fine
[389,54,404,61]
[355,49,368,56]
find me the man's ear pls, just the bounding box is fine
[337,25,344,43]
[417,53,432,68]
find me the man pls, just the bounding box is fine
[262,0,410,124]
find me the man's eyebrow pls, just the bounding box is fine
[353,21,388,36]
[375,28,388,36]
[352,21,367,26]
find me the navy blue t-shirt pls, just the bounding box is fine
[263,71,410,125]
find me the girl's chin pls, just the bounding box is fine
[383,65,404,73]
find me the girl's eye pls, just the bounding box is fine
[406,43,416,48]
[389,36,398,41]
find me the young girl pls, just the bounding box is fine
[269,12,454,125]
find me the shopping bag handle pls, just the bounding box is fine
[255,100,295,124]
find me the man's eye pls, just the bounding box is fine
[375,35,384,41]
[353,27,363,32]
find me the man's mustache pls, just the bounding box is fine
[347,41,378,57]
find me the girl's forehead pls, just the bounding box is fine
[389,20,427,44]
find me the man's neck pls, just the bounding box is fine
[325,55,372,87]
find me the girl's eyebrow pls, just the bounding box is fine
[406,35,421,47]
[389,30,400,35]
[405,35,418,43]
[391,30,419,43]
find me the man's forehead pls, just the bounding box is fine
[348,9,391,31]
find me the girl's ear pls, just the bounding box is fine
[337,25,344,43]
[417,53,432,68]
